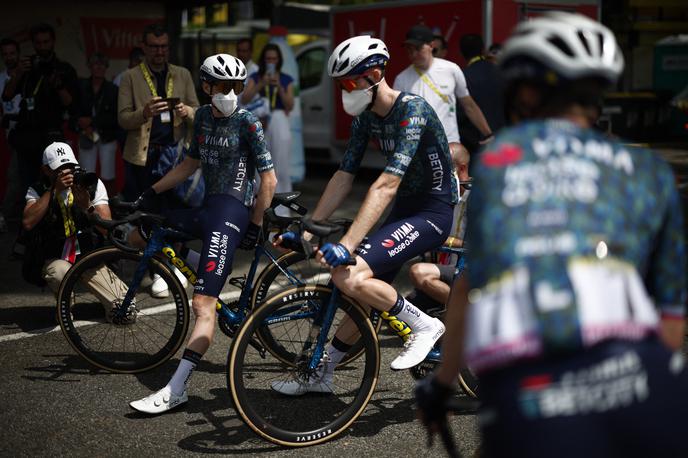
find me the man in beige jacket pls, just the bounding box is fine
[118,23,199,202]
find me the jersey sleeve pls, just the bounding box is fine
[645,162,687,318]
[453,65,470,99]
[243,111,273,172]
[338,115,369,175]
[384,98,427,178]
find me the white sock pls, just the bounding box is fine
[393,297,437,333]
[167,349,201,395]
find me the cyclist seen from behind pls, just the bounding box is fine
[130,54,277,414]
[416,13,688,457]
[273,36,457,395]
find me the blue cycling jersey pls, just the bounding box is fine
[464,120,687,372]
[187,106,273,206]
[340,92,458,205]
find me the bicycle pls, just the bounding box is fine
[56,192,337,374]
[226,218,471,447]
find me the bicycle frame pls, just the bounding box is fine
[116,225,311,328]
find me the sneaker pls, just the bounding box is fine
[271,375,334,396]
[150,274,169,298]
[129,386,188,415]
[390,318,445,370]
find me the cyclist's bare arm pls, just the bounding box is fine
[434,274,470,386]
[339,172,400,252]
[251,169,277,226]
[311,170,355,221]
[659,317,685,351]
[151,156,200,194]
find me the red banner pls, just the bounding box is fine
[80,17,162,60]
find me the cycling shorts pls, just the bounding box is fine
[356,197,453,283]
[164,194,249,298]
[478,338,688,458]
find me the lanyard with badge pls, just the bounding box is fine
[56,190,80,263]
[263,84,278,110]
[140,62,174,123]
[413,66,454,113]
[24,75,44,112]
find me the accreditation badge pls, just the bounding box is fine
[160,110,171,123]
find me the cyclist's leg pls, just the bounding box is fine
[332,209,453,369]
[130,195,249,414]
[409,262,452,305]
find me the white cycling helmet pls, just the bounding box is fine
[200,53,247,83]
[499,12,624,85]
[328,35,389,78]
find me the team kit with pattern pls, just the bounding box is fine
[163,105,273,297]
[341,92,458,280]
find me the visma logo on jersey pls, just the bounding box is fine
[162,246,197,284]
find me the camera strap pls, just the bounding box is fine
[140,62,173,98]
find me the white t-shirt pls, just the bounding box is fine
[393,58,470,143]
[26,179,109,207]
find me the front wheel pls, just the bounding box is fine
[57,247,190,374]
[228,285,380,447]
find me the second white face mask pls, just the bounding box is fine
[212,89,238,116]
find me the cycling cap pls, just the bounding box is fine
[200,53,247,83]
[328,35,389,78]
[499,12,624,85]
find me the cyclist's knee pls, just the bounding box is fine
[409,262,439,290]
[332,267,370,298]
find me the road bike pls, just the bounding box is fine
[57,192,336,374]
[226,218,476,447]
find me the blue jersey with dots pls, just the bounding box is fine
[464,119,686,371]
[187,106,273,206]
[339,92,458,205]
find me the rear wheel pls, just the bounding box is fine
[228,285,379,446]
[57,247,190,374]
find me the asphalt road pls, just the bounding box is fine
[0,171,480,457]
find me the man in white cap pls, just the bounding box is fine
[21,142,124,316]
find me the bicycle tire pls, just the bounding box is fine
[458,366,479,398]
[228,285,379,447]
[57,247,190,374]
[252,251,381,366]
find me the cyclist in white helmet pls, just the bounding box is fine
[416,13,688,457]
[129,53,277,414]
[272,35,457,395]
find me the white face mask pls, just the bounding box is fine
[212,89,238,116]
[341,80,381,116]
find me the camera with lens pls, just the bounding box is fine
[72,165,99,198]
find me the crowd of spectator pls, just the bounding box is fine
[0,20,506,292]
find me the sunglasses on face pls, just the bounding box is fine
[336,72,374,93]
[214,80,245,94]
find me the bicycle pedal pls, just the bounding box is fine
[228,276,246,289]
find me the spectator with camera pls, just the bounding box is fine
[77,52,119,196]
[118,23,199,203]
[21,142,115,299]
[2,23,78,195]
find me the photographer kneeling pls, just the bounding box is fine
[22,142,125,318]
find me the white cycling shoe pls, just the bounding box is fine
[129,386,188,415]
[390,318,445,370]
[150,270,189,298]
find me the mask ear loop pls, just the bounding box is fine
[363,75,381,112]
